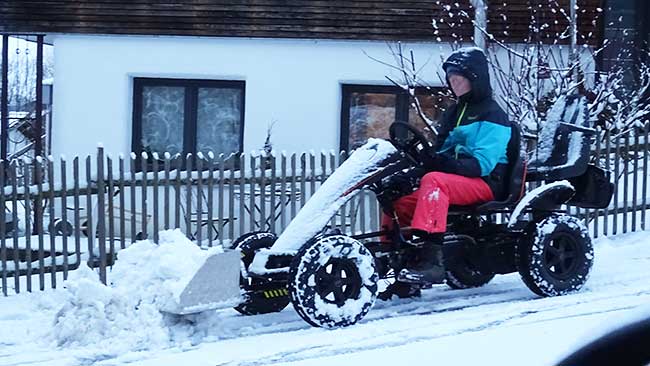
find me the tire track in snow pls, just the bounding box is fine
[212,285,531,341]
[215,257,650,343]
[219,290,650,366]
[230,304,641,366]
[266,304,639,366]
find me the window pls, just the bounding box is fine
[340,84,452,151]
[132,78,245,159]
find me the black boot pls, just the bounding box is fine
[397,235,445,285]
[377,281,421,301]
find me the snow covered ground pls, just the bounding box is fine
[1,231,650,366]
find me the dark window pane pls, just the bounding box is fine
[141,86,185,155]
[348,92,396,150]
[196,88,243,156]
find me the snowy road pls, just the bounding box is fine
[2,232,650,366]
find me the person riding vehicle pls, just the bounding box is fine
[379,47,512,300]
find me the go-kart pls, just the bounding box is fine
[229,96,614,328]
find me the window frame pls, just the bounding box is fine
[131,77,246,158]
[339,84,445,152]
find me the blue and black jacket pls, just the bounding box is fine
[433,48,512,200]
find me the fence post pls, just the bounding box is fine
[643,124,649,231]
[207,152,215,247]
[249,154,256,232]
[238,153,246,237]
[270,152,277,233]
[152,153,160,244]
[10,160,20,293]
[613,136,620,235]
[632,131,639,232]
[163,153,171,231]
[217,154,225,245]
[47,156,57,288]
[228,154,236,241]
[130,153,137,241]
[18,160,32,292]
[85,156,95,267]
[196,153,204,245]
[107,155,115,266]
[299,153,306,210]
[290,153,297,220]
[280,152,287,231]
[185,153,193,239]
[35,158,46,291]
[73,158,81,267]
[0,160,6,296]
[259,154,267,231]
[623,132,629,234]
[140,152,148,240]
[96,147,107,284]
[593,128,601,238]
[174,155,181,230]
[604,131,611,236]
[118,156,126,248]
[60,156,70,279]
[309,153,316,204]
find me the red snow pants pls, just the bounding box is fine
[382,172,494,235]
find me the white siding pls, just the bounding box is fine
[51,34,447,158]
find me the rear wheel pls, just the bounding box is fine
[518,215,593,297]
[49,218,74,237]
[288,235,378,328]
[232,232,290,316]
[445,258,495,290]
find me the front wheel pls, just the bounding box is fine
[288,235,378,328]
[232,232,290,316]
[518,215,593,297]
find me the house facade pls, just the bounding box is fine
[50,35,445,158]
[1,0,603,161]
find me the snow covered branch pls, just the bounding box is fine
[370,1,648,168]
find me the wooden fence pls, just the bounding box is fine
[1,126,649,295]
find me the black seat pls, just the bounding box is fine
[450,122,526,213]
[526,95,595,181]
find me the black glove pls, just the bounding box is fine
[426,152,482,177]
[377,167,426,202]
[424,153,446,171]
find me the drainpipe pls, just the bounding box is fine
[570,0,578,82]
[1,35,8,163]
[35,35,43,158]
[471,0,487,50]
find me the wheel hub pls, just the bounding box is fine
[315,258,362,306]
[543,233,579,280]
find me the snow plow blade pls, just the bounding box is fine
[165,250,242,315]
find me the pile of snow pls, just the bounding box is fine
[53,230,226,354]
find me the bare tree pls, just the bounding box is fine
[2,37,54,110]
[374,1,647,160]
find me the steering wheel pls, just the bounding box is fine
[389,122,434,166]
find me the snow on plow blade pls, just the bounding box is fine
[165,250,242,315]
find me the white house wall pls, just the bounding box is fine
[51,34,449,160]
